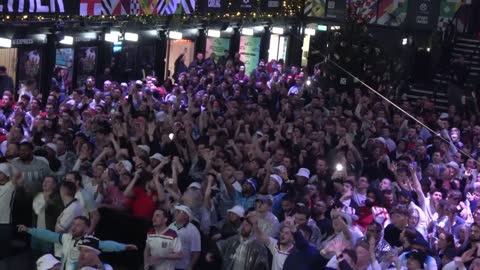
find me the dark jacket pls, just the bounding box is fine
[0,75,14,95]
[284,231,322,270]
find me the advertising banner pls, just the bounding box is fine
[348,0,377,23]
[377,0,408,26]
[205,37,230,60]
[79,0,195,15]
[239,36,261,75]
[0,0,78,14]
[55,48,74,92]
[17,49,41,89]
[437,0,467,30]
[231,0,257,13]
[198,0,227,14]
[304,0,326,17]
[76,47,97,87]
[326,0,346,20]
[263,0,281,12]
[406,0,438,31]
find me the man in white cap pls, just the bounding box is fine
[295,168,310,187]
[36,254,60,270]
[168,205,201,270]
[267,174,286,217]
[212,205,245,241]
[76,235,113,270]
[0,162,22,259]
[144,208,183,270]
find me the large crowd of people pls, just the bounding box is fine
[0,33,479,270]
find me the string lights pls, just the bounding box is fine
[0,0,303,24]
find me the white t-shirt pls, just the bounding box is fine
[0,180,15,224]
[32,193,47,228]
[168,222,201,269]
[146,228,183,270]
[267,237,294,270]
[55,199,86,257]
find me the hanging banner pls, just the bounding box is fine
[304,0,326,17]
[239,36,261,75]
[406,0,438,31]
[326,0,346,20]
[17,49,42,89]
[231,0,257,13]
[198,0,227,14]
[205,37,230,59]
[348,0,377,23]
[437,0,466,30]
[79,0,195,16]
[377,0,408,26]
[263,0,281,12]
[0,0,79,14]
[55,48,74,92]
[76,47,97,87]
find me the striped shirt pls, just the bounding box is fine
[146,228,182,270]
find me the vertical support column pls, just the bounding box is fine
[156,30,167,83]
[43,34,56,103]
[195,28,206,54]
[260,26,270,62]
[287,24,303,67]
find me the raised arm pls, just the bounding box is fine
[123,170,140,197]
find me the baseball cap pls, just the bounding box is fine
[45,143,58,155]
[78,235,101,254]
[119,160,133,173]
[137,145,150,155]
[446,161,459,170]
[270,174,283,187]
[135,80,143,86]
[36,254,60,270]
[0,163,11,177]
[296,168,310,178]
[175,205,193,220]
[188,182,202,190]
[150,153,167,162]
[227,205,245,218]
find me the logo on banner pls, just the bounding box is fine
[419,3,428,12]
[268,1,279,7]
[243,0,249,3]
[208,0,220,8]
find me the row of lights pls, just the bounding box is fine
[0,24,339,48]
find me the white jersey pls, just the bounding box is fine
[146,228,182,270]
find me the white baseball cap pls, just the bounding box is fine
[150,153,167,162]
[270,174,283,187]
[296,168,310,178]
[227,205,245,218]
[36,254,60,270]
[137,145,150,155]
[188,182,202,190]
[175,205,193,220]
[119,160,133,173]
[0,163,11,177]
[45,143,58,155]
